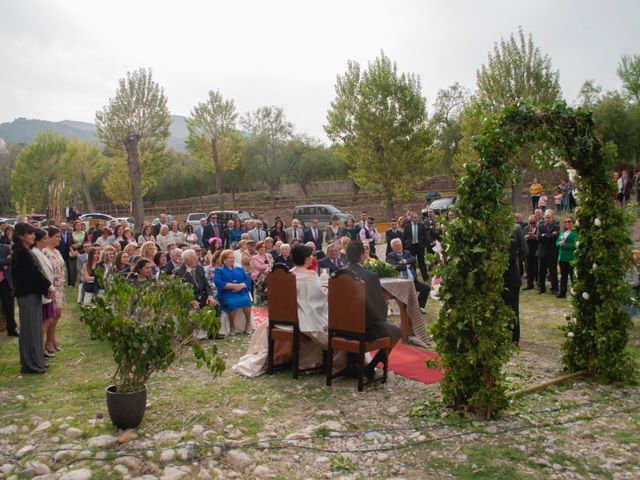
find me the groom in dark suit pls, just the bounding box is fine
[346,241,401,379]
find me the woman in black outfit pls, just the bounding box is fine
[269,220,287,244]
[11,223,52,374]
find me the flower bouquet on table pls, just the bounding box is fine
[363,258,399,278]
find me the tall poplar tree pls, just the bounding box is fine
[325,52,435,219]
[95,68,170,228]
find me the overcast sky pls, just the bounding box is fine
[1,0,638,140]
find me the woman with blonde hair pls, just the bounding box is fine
[43,226,67,353]
[140,241,159,276]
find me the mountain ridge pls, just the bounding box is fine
[0,115,189,150]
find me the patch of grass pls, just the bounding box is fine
[312,426,331,437]
[329,454,355,473]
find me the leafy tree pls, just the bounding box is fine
[147,149,215,202]
[60,139,105,211]
[95,68,171,228]
[10,131,68,215]
[241,106,293,207]
[430,82,469,174]
[0,142,24,213]
[186,90,241,209]
[325,52,435,218]
[575,80,602,109]
[458,27,562,202]
[593,92,640,167]
[221,154,253,209]
[617,54,640,103]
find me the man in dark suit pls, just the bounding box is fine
[202,213,223,247]
[385,219,403,256]
[386,238,430,311]
[536,210,559,294]
[174,250,217,309]
[423,209,441,254]
[161,248,183,275]
[402,212,429,281]
[303,218,324,252]
[152,213,169,238]
[317,243,346,275]
[0,243,18,336]
[522,214,539,290]
[346,241,401,379]
[56,222,73,286]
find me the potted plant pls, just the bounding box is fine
[81,274,224,429]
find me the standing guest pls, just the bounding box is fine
[339,236,351,263]
[423,209,440,254]
[534,208,543,225]
[303,218,324,252]
[514,213,526,231]
[184,224,198,247]
[355,210,368,230]
[397,215,406,234]
[536,210,559,294]
[168,221,185,245]
[621,169,633,205]
[0,240,18,336]
[32,231,56,357]
[317,243,346,275]
[343,218,359,241]
[248,220,268,242]
[402,212,429,281]
[285,219,305,243]
[137,224,155,245]
[43,226,66,353]
[67,206,81,222]
[128,258,156,287]
[229,218,245,248]
[90,222,102,243]
[56,222,72,286]
[269,219,288,244]
[554,188,563,212]
[359,216,380,253]
[522,215,540,290]
[152,213,169,237]
[202,213,222,247]
[95,227,111,247]
[385,219,403,256]
[502,224,528,344]
[11,223,52,373]
[76,241,91,304]
[214,249,253,335]
[155,225,172,252]
[195,218,208,247]
[529,177,543,212]
[325,215,344,245]
[345,241,401,379]
[559,178,571,212]
[114,252,130,275]
[386,238,430,312]
[556,216,577,298]
[122,228,138,247]
[537,191,548,213]
[81,248,100,305]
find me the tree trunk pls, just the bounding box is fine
[351,179,360,202]
[81,178,95,212]
[384,194,395,220]
[124,135,145,230]
[212,139,225,209]
[269,184,276,208]
[511,181,519,207]
[230,189,237,209]
[299,181,310,200]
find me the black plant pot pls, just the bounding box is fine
[106,385,147,429]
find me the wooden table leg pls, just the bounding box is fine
[397,301,409,344]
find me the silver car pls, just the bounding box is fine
[292,204,352,228]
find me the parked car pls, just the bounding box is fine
[0,217,18,225]
[186,212,207,229]
[421,197,456,218]
[80,213,116,230]
[292,204,353,228]
[208,210,253,226]
[115,217,135,230]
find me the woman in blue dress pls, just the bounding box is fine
[214,249,253,335]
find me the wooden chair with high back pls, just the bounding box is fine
[326,269,390,391]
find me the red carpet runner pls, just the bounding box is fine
[252,307,443,385]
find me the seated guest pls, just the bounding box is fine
[174,249,218,309]
[184,224,198,247]
[270,240,283,260]
[214,249,253,335]
[162,248,183,274]
[137,224,155,245]
[154,251,169,272]
[95,227,111,248]
[290,245,328,332]
[317,243,347,275]
[114,251,130,275]
[346,241,401,379]
[386,238,430,312]
[168,220,185,245]
[155,225,172,252]
[305,241,319,272]
[273,243,294,269]
[128,258,156,287]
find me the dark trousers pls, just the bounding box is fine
[558,261,573,296]
[408,244,428,280]
[538,255,558,292]
[0,280,17,334]
[414,280,430,308]
[525,253,538,288]
[531,195,540,212]
[501,285,520,344]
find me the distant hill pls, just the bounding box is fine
[0,115,189,150]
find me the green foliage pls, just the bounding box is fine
[80,274,224,393]
[0,143,24,213]
[575,80,602,109]
[10,131,68,213]
[60,139,105,211]
[429,83,469,175]
[617,54,640,103]
[592,91,640,167]
[433,102,637,418]
[325,51,436,218]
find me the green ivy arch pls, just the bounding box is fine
[431,102,636,418]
